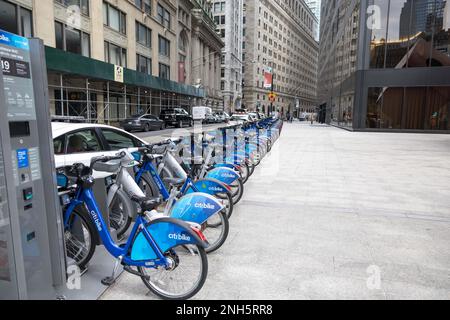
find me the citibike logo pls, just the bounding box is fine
[90,210,102,232]
[168,233,191,241]
[208,186,224,192]
[0,34,10,42]
[221,173,236,179]
[194,202,215,210]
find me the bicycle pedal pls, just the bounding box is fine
[101,276,116,286]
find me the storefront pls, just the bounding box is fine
[45,47,204,126]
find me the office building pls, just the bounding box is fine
[318,0,450,132]
[305,0,320,40]
[212,0,244,113]
[242,0,319,116]
[190,0,225,111]
[0,0,219,124]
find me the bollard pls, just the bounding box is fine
[190,133,195,167]
[234,126,238,165]
[222,127,227,163]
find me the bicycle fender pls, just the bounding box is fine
[206,167,240,185]
[131,217,206,261]
[170,193,224,225]
[106,184,120,208]
[186,178,230,196]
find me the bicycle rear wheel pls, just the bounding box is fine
[229,178,244,205]
[202,211,229,253]
[138,244,208,300]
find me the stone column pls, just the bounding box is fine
[91,0,105,61]
[34,0,55,46]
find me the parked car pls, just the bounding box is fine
[249,112,263,121]
[230,113,252,124]
[160,108,194,128]
[203,113,219,124]
[193,106,213,122]
[299,112,307,121]
[120,114,165,132]
[52,123,147,178]
[214,111,231,123]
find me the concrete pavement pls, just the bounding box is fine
[101,122,450,300]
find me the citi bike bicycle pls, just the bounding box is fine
[58,154,220,300]
[133,140,232,253]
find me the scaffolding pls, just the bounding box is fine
[48,73,197,126]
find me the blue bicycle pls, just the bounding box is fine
[132,141,232,253]
[59,154,209,300]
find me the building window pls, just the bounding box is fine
[136,54,151,75]
[55,21,90,57]
[159,63,170,80]
[55,0,89,16]
[135,21,151,47]
[0,0,33,37]
[157,4,171,29]
[158,35,170,57]
[134,0,151,14]
[103,1,126,35]
[366,86,450,130]
[104,41,127,67]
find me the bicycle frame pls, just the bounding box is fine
[134,158,227,224]
[63,185,201,268]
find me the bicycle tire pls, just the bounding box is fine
[138,244,208,300]
[65,205,96,269]
[230,178,244,205]
[109,188,133,238]
[203,211,229,254]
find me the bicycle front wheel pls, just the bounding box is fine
[65,206,96,269]
[138,244,208,300]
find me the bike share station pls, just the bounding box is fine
[0,30,122,300]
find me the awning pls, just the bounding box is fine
[44,46,205,98]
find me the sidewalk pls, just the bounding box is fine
[101,122,450,300]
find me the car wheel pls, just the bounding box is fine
[177,120,183,128]
[190,120,194,127]
[160,123,165,130]
[144,124,150,132]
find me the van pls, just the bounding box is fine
[193,106,213,121]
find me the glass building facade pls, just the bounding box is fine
[318,0,450,132]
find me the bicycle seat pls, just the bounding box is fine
[163,177,185,188]
[130,195,162,212]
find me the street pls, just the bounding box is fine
[132,123,234,144]
[101,122,450,300]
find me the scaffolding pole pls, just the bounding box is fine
[86,78,90,122]
[60,74,64,116]
[107,81,110,125]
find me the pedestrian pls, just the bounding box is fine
[310,113,314,125]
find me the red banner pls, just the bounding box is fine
[263,67,273,89]
[178,61,185,83]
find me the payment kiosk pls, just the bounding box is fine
[0,30,66,299]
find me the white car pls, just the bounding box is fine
[52,122,147,178]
